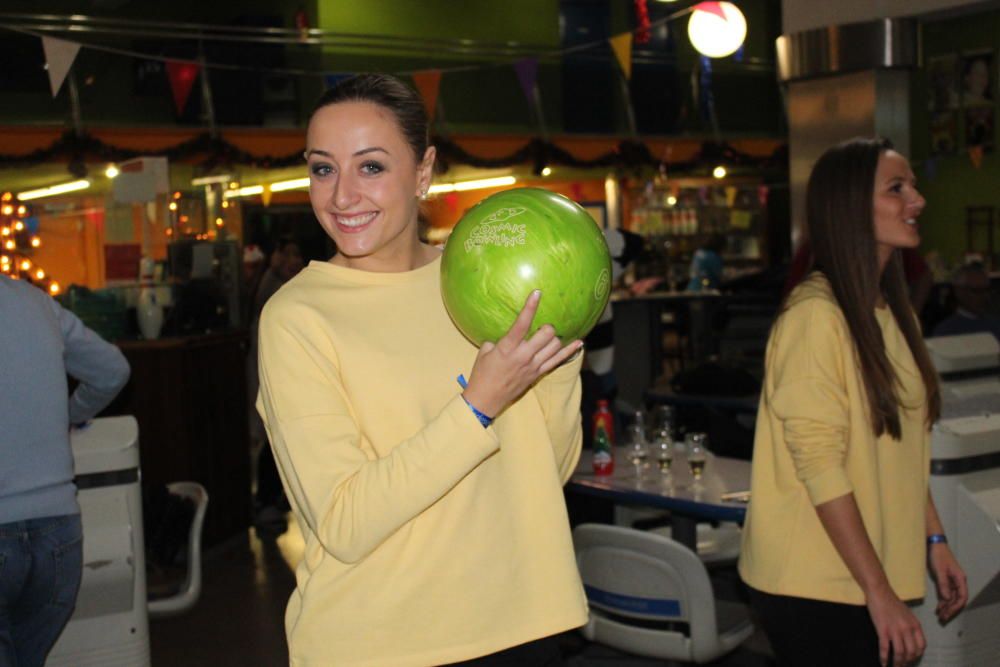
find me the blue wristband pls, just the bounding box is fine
[457,374,493,428]
[462,396,494,428]
[927,533,947,546]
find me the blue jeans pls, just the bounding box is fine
[0,515,83,667]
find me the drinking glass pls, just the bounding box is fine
[653,428,673,476]
[687,433,708,481]
[624,429,649,476]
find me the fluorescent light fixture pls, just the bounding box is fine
[223,185,265,199]
[17,179,91,201]
[191,174,234,186]
[269,177,310,192]
[428,176,516,194]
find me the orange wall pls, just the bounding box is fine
[423,178,607,230]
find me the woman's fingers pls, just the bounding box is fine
[499,290,541,350]
[539,341,583,375]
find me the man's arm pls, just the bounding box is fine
[50,299,131,424]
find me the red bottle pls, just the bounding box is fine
[591,399,615,475]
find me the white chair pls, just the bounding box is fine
[649,522,742,567]
[147,481,209,619]
[613,505,743,567]
[573,523,754,664]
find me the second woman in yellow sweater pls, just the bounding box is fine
[739,138,967,667]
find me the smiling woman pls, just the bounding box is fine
[254,74,588,667]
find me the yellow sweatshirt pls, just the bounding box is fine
[738,273,930,605]
[256,255,588,666]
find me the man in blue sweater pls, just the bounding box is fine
[0,275,130,667]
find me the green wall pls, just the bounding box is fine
[911,10,1000,265]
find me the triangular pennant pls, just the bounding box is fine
[968,145,984,169]
[513,58,538,105]
[261,186,273,207]
[695,2,728,21]
[925,156,939,181]
[609,33,633,80]
[41,36,81,97]
[165,61,201,115]
[412,70,442,121]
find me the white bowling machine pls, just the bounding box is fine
[917,333,1000,667]
[47,416,151,667]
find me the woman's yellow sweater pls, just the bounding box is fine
[739,274,930,605]
[256,256,588,666]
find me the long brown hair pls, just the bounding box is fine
[805,137,940,438]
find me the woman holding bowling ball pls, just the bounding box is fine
[739,137,967,667]
[255,73,587,666]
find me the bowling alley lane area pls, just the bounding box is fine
[5,2,1000,666]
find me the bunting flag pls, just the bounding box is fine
[968,145,984,169]
[698,55,715,121]
[513,58,538,106]
[41,36,81,97]
[695,2,728,20]
[261,187,273,207]
[609,33,633,80]
[165,61,200,115]
[412,70,442,121]
[324,73,350,89]
[924,156,939,181]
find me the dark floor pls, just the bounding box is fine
[149,515,775,667]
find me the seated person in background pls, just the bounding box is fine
[931,262,1000,341]
[686,233,725,291]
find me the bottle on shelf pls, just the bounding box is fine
[591,399,615,476]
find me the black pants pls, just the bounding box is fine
[748,587,882,667]
[441,635,564,667]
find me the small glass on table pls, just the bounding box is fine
[653,428,674,477]
[687,432,708,482]
[624,426,650,477]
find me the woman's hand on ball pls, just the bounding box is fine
[462,290,583,418]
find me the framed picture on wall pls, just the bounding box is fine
[927,54,959,111]
[930,111,958,155]
[961,50,994,107]
[965,106,995,151]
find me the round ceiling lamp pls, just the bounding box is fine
[687,2,747,58]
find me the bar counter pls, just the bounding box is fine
[103,331,252,548]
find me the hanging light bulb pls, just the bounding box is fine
[35,268,45,280]
[105,164,120,179]
[30,237,41,248]
[688,2,747,58]
[20,259,32,271]
[712,165,727,179]
[49,281,61,295]
[13,220,25,232]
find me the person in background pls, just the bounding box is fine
[0,275,130,667]
[582,226,645,411]
[247,237,304,531]
[739,138,967,667]
[686,233,725,291]
[241,243,266,324]
[256,74,587,665]
[931,262,1000,341]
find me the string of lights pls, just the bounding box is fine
[0,192,60,295]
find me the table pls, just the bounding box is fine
[567,450,750,551]
[103,332,252,548]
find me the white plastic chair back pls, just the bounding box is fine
[573,523,753,663]
[147,481,209,619]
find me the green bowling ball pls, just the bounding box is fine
[440,187,612,347]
